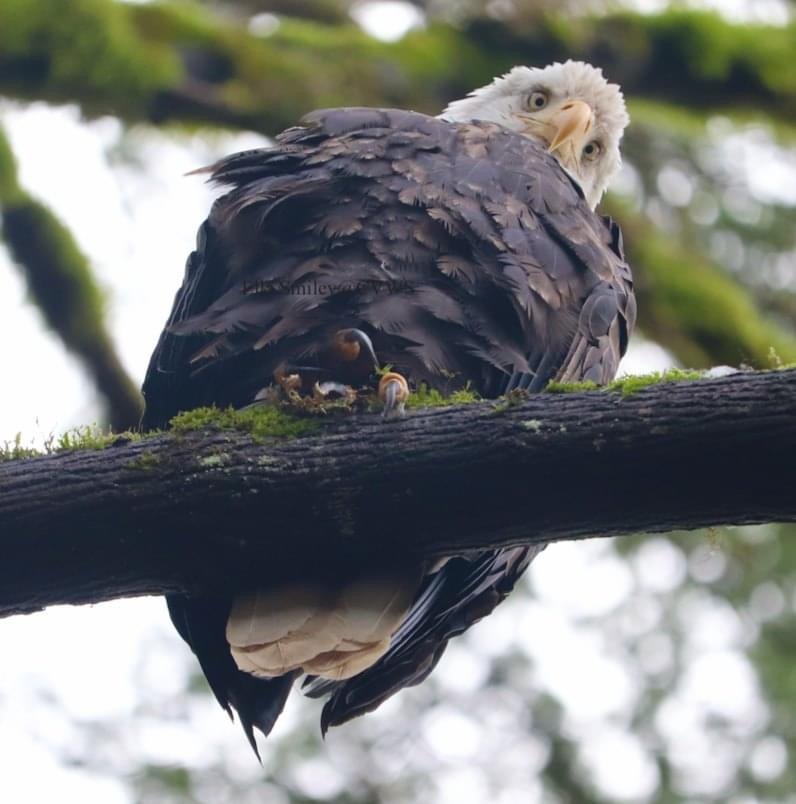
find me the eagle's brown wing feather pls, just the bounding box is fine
[140,108,635,743]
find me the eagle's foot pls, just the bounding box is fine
[273,366,303,396]
[378,372,410,419]
[313,380,357,404]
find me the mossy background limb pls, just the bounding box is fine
[0,125,23,203]
[1,3,796,132]
[628,99,796,148]
[0,0,178,118]
[604,199,796,369]
[464,10,796,122]
[0,121,143,430]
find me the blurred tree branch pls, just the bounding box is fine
[206,0,352,24]
[1,2,795,132]
[1,369,793,618]
[0,124,143,429]
[604,199,796,367]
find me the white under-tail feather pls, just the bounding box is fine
[226,573,420,680]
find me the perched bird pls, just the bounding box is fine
[142,60,636,753]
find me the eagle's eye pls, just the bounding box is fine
[583,140,602,160]
[526,91,549,111]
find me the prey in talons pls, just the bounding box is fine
[261,328,396,414]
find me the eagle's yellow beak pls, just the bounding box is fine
[547,100,593,155]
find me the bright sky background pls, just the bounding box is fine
[0,1,791,801]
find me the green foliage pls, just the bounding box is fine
[628,99,709,141]
[137,764,192,794]
[54,424,131,451]
[0,403,319,463]
[644,9,796,95]
[629,98,796,146]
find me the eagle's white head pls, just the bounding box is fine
[441,61,629,209]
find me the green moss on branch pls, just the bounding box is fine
[405,384,480,409]
[1,403,315,463]
[546,368,705,397]
[168,405,319,441]
[3,367,792,465]
[0,426,144,463]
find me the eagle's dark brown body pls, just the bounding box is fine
[142,107,635,748]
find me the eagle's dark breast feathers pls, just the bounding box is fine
[142,108,634,429]
[141,108,635,745]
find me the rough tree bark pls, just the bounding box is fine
[1,369,793,620]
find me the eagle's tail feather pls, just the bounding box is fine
[166,595,296,758]
[228,671,297,760]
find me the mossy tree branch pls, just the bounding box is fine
[0,124,143,430]
[1,369,793,619]
[1,2,795,132]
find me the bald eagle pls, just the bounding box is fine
[142,60,635,752]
